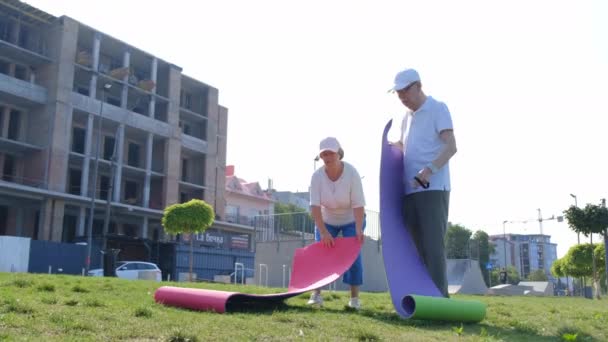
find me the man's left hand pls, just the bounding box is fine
[412,167,432,189]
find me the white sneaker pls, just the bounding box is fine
[307,293,323,306]
[348,297,361,310]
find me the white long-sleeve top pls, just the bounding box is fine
[310,161,366,226]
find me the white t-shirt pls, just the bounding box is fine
[309,161,366,226]
[400,96,453,195]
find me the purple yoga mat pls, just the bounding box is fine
[380,119,442,318]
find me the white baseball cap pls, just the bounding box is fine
[388,68,420,92]
[319,137,341,155]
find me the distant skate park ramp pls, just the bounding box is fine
[447,259,488,295]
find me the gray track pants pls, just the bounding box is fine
[402,190,450,298]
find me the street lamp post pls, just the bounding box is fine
[101,152,116,252]
[85,83,112,274]
[570,194,579,244]
[313,156,319,171]
[502,220,508,269]
[601,198,607,294]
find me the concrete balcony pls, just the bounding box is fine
[0,73,47,106]
[181,133,208,154]
[70,92,173,138]
[0,39,52,67]
[0,137,43,156]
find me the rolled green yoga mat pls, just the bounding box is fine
[402,295,486,322]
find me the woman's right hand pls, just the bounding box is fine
[320,229,335,248]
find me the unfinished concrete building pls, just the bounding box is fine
[0,0,228,257]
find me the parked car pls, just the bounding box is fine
[88,261,162,282]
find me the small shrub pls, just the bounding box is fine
[50,313,93,333]
[452,324,464,336]
[353,329,381,342]
[134,307,152,318]
[41,297,58,305]
[493,308,512,317]
[64,299,79,306]
[101,284,114,291]
[71,285,89,293]
[49,313,66,324]
[37,283,55,292]
[11,278,32,288]
[297,319,315,329]
[67,321,94,333]
[2,298,34,314]
[557,326,590,341]
[509,320,538,335]
[83,299,104,308]
[167,329,199,342]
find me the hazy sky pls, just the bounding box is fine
[27,0,608,257]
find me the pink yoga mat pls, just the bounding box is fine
[154,237,361,313]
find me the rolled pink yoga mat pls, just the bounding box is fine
[154,237,362,313]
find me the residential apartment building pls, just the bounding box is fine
[489,233,558,281]
[224,165,274,226]
[272,191,310,212]
[0,1,230,257]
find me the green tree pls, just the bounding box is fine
[551,258,565,279]
[551,257,573,295]
[274,202,304,214]
[162,199,215,281]
[563,203,608,299]
[274,203,314,235]
[445,224,472,259]
[527,269,548,281]
[563,243,605,278]
[471,230,494,286]
[490,266,520,285]
[562,243,606,297]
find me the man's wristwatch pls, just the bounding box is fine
[426,162,439,174]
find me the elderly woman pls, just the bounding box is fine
[307,137,366,309]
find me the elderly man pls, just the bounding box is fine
[389,68,458,298]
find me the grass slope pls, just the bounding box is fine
[0,272,606,341]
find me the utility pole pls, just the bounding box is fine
[101,140,118,252]
[602,198,607,295]
[570,194,580,244]
[86,83,111,274]
[537,208,543,236]
[502,220,508,269]
[98,93,148,268]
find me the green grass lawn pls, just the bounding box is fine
[0,272,606,341]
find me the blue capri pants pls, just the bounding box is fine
[314,218,366,286]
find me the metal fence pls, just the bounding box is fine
[253,209,381,242]
[253,211,494,262]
